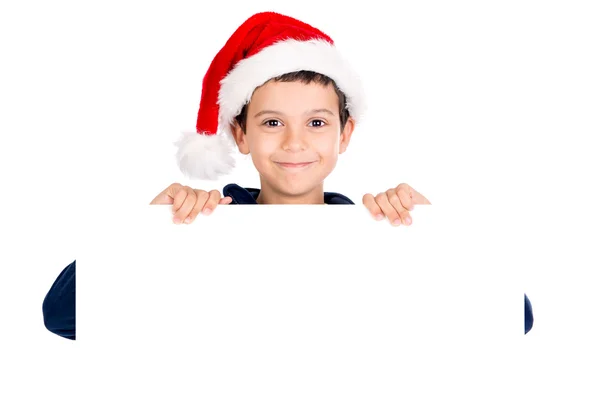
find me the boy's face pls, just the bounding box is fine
[232,80,355,201]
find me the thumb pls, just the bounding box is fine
[218,196,233,205]
[150,183,183,205]
[411,190,431,205]
[150,191,175,205]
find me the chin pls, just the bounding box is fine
[269,178,317,197]
[263,166,331,194]
[278,183,314,196]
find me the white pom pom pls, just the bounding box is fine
[174,132,236,180]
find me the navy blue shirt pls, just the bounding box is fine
[223,184,355,205]
[43,260,76,340]
[525,293,534,334]
[41,185,534,339]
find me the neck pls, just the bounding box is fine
[256,179,325,205]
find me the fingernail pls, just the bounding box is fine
[375,214,384,220]
[203,208,212,215]
[405,216,412,225]
[393,219,401,226]
[173,217,181,224]
[184,217,191,224]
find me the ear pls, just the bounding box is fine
[231,121,250,155]
[338,116,356,154]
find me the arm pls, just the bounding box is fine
[42,260,76,340]
[525,293,533,334]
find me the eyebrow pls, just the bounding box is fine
[253,108,335,118]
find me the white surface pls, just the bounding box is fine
[76,205,520,399]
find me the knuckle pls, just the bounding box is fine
[395,188,407,198]
[210,192,222,203]
[375,192,386,201]
[195,190,209,200]
[173,190,186,203]
[389,195,403,208]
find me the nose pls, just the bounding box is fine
[281,125,307,152]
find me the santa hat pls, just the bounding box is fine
[175,11,367,180]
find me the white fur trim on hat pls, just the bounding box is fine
[217,38,367,139]
[174,131,235,180]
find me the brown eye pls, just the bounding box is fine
[264,120,281,127]
[310,120,325,127]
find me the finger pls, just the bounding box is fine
[172,187,195,223]
[174,187,203,224]
[202,190,222,215]
[149,192,174,205]
[396,183,431,205]
[185,191,209,224]
[395,187,414,211]
[375,192,402,226]
[399,209,412,225]
[150,183,182,205]
[219,196,233,205]
[387,189,412,226]
[362,194,384,220]
[171,187,190,214]
[412,190,431,205]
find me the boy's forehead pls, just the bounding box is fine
[248,80,339,113]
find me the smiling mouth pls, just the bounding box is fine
[275,161,316,168]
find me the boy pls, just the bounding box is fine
[41,12,427,342]
[42,11,531,340]
[149,12,430,223]
[146,11,534,337]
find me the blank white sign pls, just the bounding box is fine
[78,205,520,398]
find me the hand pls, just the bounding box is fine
[362,183,431,226]
[150,183,232,224]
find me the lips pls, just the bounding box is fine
[275,161,316,168]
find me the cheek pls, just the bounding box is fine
[248,135,277,163]
[315,135,340,159]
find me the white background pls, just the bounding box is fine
[1,0,599,398]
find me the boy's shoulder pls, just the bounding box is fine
[222,184,354,205]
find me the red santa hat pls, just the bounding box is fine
[175,11,367,180]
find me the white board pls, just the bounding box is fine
[77,205,521,398]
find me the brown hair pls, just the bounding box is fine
[234,70,350,133]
